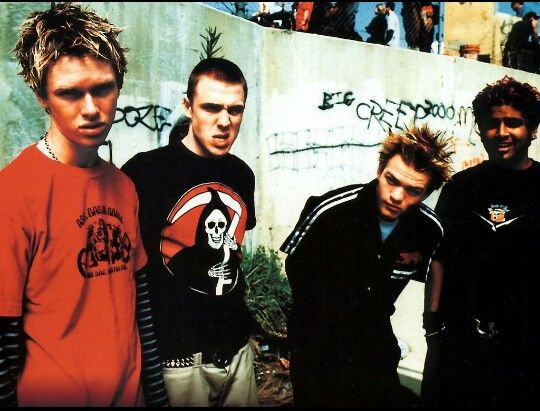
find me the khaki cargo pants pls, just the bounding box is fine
[163,342,259,407]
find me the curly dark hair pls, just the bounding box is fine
[472,76,540,133]
[378,124,454,193]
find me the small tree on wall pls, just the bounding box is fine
[199,26,224,60]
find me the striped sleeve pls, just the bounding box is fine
[0,317,22,407]
[416,204,444,282]
[281,186,363,255]
[135,268,170,407]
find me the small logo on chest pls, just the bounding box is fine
[397,251,422,265]
[474,204,522,231]
[488,205,509,223]
[391,251,422,280]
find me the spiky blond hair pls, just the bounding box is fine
[379,124,454,192]
[13,2,128,96]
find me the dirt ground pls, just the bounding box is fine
[252,338,294,407]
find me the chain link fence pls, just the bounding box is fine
[204,2,446,51]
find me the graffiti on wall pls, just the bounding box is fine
[318,90,476,140]
[114,104,172,132]
[268,90,481,181]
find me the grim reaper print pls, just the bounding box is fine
[161,183,249,297]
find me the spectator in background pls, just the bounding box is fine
[503,11,540,73]
[366,4,389,45]
[322,2,361,41]
[251,2,295,29]
[402,2,437,52]
[386,2,401,47]
[306,2,330,35]
[402,2,422,50]
[234,2,248,18]
[419,1,436,52]
[294,2,314,32]
[512,1,534,18]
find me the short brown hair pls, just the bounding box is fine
[186,58,248,102]
[13,2,128,96]
[379,124,454,192]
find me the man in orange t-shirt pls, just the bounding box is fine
[295,2,314,32]
[0,3,168,407]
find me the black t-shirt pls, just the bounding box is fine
[122,141,256,358]
[435,160,540,346]
[505,19,535,53]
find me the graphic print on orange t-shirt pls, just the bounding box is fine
[76,205,132,278]
[161,183,248,297]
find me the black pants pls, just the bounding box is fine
[422,330,540,407]
[290,334,409,407]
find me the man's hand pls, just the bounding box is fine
[423,311,445,338]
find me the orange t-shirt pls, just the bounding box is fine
[0,145,147,406]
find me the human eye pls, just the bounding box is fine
[92,82,116,97]
[201,104,222,113]
[57,89,83,100]
[228,105,245,116]
[482,118,500,130]
[503,117,525,128]
[406,187,424,197]
[386,174,398,186]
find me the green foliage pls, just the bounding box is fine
[243,246,292,338]
[199,26,224,60]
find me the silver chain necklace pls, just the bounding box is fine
[41,132,59,162]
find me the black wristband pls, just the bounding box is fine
[423,311,444,334]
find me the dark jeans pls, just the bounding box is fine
[422,328,540,407]
[290,332,407,407]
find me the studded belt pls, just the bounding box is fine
[162,350,232,368]
[163,356,196,368]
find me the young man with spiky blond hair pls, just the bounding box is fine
[281,125,453,406]
[0,3,168,407]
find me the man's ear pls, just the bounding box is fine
[531,128,538,141]
[182,96,192,119]
[36,93,49,113]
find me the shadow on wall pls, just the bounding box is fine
[168,116,190,146]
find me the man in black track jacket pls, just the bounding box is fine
[281,125,453,406]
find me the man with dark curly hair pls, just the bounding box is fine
[421,76,540,406]
[0,3,168,406]
[281,125,453,406]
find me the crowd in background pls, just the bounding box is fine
[231,2,441,53]
[216,1,540,69]
[503,1,540,73]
